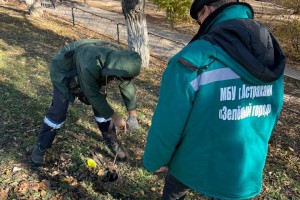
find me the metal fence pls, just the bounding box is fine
[45,5,185,62]
[284,76,300,115]
[41,0,55,8]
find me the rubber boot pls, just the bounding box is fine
[97,121,126,159]
[30,123,59,165]
[30,143,46,165]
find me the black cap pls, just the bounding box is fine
[190,0,221,19]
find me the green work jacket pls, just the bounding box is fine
[50,39,140,119]
[143,3,285,199]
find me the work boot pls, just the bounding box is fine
[102,131,126,159]
[30,144,46,165]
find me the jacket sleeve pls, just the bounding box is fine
[116,79,137,111]
[143,57,197,172]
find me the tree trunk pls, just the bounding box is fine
[122,0,150,68]
[25,0,43,16]
[293,6,300,15]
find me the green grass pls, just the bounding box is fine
[0,3,299,200]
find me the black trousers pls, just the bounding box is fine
[37,85,110,149]
[162,173,189,200]
[162,173,221,200]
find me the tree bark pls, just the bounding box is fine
[293,6,299,15]
[25,0,43,16]
[122,0,150,68]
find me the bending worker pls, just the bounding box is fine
[31,39,142,165]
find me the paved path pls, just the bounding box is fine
[85,4,193,45]
[47,2,189,60]
[47,1,300,80]
[285,66,300,80]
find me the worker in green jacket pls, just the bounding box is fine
[31,39,142,165]
[143,0,285,199]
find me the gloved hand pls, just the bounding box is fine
[126,116,140,132]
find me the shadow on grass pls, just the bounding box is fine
[0,9,70,63]
[0,82,108,199]
[0,79,158,199]
[0,5,29,15]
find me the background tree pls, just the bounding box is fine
[150,0,192,27]
[24,0,43,16]
[122,0,150,68]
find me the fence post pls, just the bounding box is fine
[117,23,120,44]
[72,7,75,26]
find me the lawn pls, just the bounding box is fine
[0,2,299,200]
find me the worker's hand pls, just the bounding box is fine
[111,113,127,132]
[126,116,140,131]
[155,166,168,174]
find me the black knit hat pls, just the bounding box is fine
[190,0,221,19]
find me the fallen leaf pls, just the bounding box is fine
[71,180,78,187]
[60,153,71,161]
[31,182,40,191]
[41,190,47,197]
[60,177,72,183]
[11,181,18,187]
[13,166,22,172]
[4,178,11,183]
[97,169,104,176]
[288,147,294,152]
[51,170,60,176]
[39,180,50,190]
[17,181,30,194]
[0,188,9,199]
[136,155,142,160]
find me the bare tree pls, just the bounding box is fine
[122,0,150,68]
[293,5,299,14]
[25,0,43,16]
